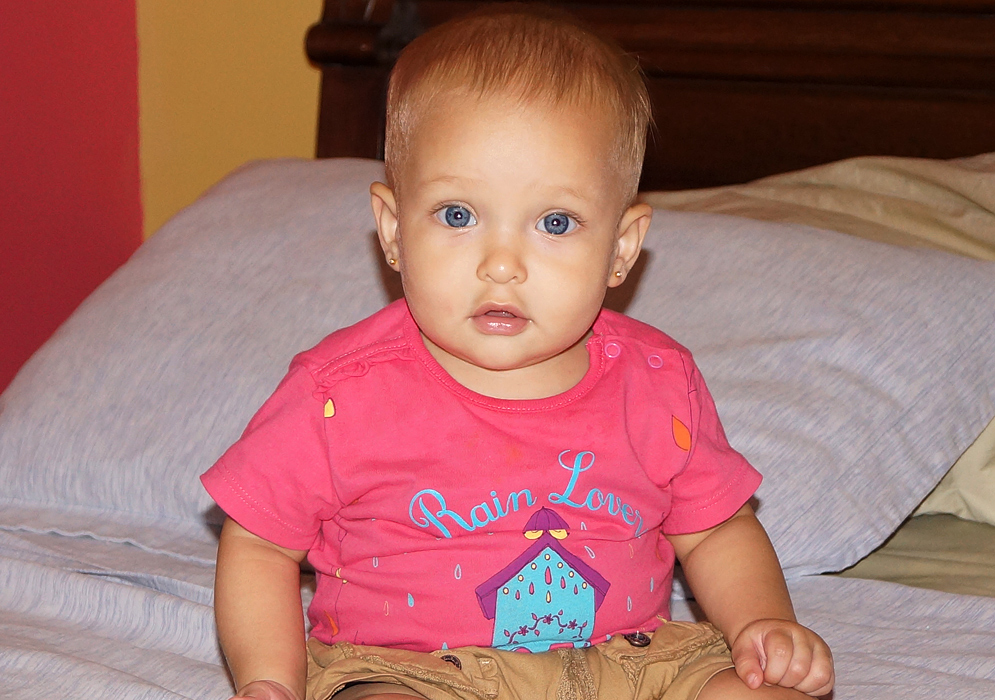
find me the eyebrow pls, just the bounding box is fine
[420,175,480,188]
[421,175,590,202]
[548,185,589,201]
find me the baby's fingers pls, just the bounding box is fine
[764,630,814,692]
[757,628,798,687]
[732,621,835,696]
[729,632,767,689]
[794,643,835,697]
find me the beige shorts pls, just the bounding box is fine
[306,620,733,700]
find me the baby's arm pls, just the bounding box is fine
[666,505,834,696]
[215,518,310,700]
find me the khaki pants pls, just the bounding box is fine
[307,621,733,700]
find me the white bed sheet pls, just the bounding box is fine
[2,526,993,699]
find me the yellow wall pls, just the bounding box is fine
[138,1,324,237]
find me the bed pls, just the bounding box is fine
[1,1,994,698]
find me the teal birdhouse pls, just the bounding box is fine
[475,508,610,652]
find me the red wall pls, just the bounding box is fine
[1,1,143,393]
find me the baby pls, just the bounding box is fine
[202,7,835,700]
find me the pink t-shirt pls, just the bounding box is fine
[202,300,761,653]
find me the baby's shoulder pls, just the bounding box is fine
[290,300,416,387]
[595,311,703,442]
[595,309,693,369]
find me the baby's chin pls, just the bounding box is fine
[447,348,554,374]
[460,343,590,378]
[456,335,582,366]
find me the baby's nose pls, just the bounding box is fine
[477,242,526,284]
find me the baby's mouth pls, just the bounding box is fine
[472,304,528,335]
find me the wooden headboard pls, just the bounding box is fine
[306,0,995,190]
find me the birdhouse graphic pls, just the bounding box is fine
[475,508,610,652]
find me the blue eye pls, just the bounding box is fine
[437,205,476,228]
[538,212,576,235]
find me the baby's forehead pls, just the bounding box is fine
[400,95,619,180]
[405,82,620,143]
[394,101,630,216]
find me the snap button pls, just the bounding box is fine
[604,342,621,358]
[623,632,651,647]
[647,354,663,369]
[441,654,462,670]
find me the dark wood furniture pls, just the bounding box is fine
[306,0,995,190]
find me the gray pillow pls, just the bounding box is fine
[1,158,992,576]
[623,210,995,577]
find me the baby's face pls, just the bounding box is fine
[372,95,650,399]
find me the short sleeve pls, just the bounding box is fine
[200,361,341,550]
[662,361,762,535]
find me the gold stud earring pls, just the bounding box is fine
[388,258,397,266]
[615,270,623,278]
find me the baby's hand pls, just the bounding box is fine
[231,679,301,700]
[730,619,834,697]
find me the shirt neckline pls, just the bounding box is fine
[400,301,607,412]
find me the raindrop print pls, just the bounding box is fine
[545,567,552,585]
[546,591,552,603]
[529,582,535,595]
[454,564,462,580]
[408,593,415,607]
[584,546,596,559]
[672,416,692,452]
[516,590,521,600]
[372,557,379,568]
[627,596,632,612]
[560,577,567,589]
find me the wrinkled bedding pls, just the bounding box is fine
[3,528,995,699]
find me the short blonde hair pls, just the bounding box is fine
[384,4,652,202]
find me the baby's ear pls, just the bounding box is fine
[609,203,652,287]
[370,182,400,271]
